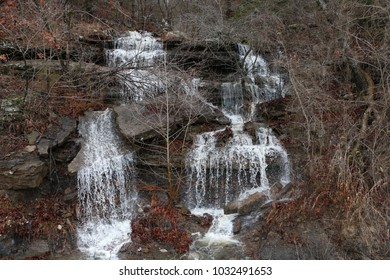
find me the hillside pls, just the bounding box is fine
[0,0,389,259]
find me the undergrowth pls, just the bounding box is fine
[131,203,196,254]
[0,194,77,256]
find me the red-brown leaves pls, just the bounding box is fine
[131,204,192,254]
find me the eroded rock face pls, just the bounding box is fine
[0,152,47,190]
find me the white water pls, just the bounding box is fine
[77,31,164,258]
[191,208,239,246]
[77,109,137,259]
[77,32,290,258]
[238,43,285,104]
[106,31,166,101]
[186,45,290,248]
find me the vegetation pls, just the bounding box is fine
[0,194,76,257]
[131,202,192,254]
[1,0,389,259]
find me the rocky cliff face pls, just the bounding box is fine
[0,152,47,190]
[0,31,305,260]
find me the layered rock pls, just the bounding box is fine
[37,116,77,157]
[0,152,47,190]
[114,93,223,142]
[224,192,267,215]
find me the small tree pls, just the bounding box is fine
[119,62,207,204]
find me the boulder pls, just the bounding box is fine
[0,152,48,190]
[37,116,77,157]
[114,103,164,142]
[114,93,218,142]
[224,200,241,215]
[224,192,267,215]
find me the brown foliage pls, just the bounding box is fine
[0,194,75,243]
[131,203,192,254]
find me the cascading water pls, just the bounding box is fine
[75,30,289,259]
[77,109,136,259]
[237,43,284,104]
[106,31,166,101]
[76,31,167,259]
[186,45,290,252]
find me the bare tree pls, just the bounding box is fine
[114,60,209,204]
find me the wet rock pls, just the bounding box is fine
[224,200,240,214]
[187,252,201,260]
[119,242,131,253]
[0,152,48,190]
[243,121,257,139]
[224,192,267,215]
[233,218,241,234]
[214,126,233,147]
[203,243,245,260]
[238,192,267,215]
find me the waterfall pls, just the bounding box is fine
[106,31,166,101]
[76,109,137,259]
[76,31,167,259]
[237,43,284,103]
[185,44,290,248]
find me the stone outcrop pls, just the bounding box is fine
[114,93,223,142]
[168,41,239,77]
[224,192,267,215]
[37,116,77,157]
[0,152,47,190]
